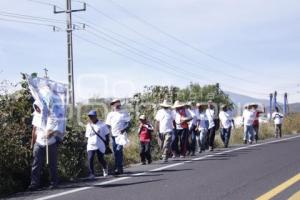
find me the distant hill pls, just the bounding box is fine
[226,91,300,113]
[225,91,270,106]
[289,103,300,113]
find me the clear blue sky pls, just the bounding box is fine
[0,0,299,103]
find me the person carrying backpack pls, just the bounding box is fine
[85,110,110,179]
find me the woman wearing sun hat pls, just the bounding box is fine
[172,100,193,158]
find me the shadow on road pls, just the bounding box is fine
[95,179,166,188]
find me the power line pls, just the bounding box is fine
[26,0,64,10]
[0,11,65,24]
[78,31,269,97]
[84,3,275,90]
[23,0,271,97]
[74,33,199,82]
[104,0,257,74]
[0,17,56,27]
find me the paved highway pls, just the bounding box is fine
[8,135,300,200]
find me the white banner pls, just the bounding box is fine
[26,74,68,140]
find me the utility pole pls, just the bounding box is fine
[269,93,273,122]
[43,68,49,79]
[284,93,288,115]
[273,91,277,111]
[54,0,86,119]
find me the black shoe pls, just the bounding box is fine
[27,185,39,191]
[114,169,124,175]
[243,140,247,144]
[148,159,152,164]
[141,162,146,165]
[48,184,58,190]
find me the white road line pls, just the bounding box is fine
[34,135,300,200]
[34,187,91,200]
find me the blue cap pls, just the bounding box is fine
[88,110,97,116]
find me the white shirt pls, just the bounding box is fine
[106,110,131,137]
[219,111,232,129]
[197,111,208,129]
[155,108,174,133]
[206,108,216,129]
[188,109,198,129]
[272,112,284,125]
[173,109,192,130]
[32,113,56,146]
[85,120,110,153]
[243,109,255,126]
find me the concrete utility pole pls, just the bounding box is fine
[54,0,86,118]
[269,93,273,122]
[273,91,277,111]
[43,68,49,79]
[284,93,288,115]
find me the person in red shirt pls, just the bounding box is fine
[138,115,153,165]
[253,104,263,143]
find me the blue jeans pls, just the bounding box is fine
[244,125,254,142]
[196,129,207,151]
[87,150,107,175]
[221,128,231,147]
[30,143,58,187]
[112,136,123,172]
[189,129,197,153]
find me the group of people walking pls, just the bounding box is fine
[242,104,284,145]
[28,98,285,191]
[152,100,232,163]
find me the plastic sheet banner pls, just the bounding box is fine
[26,74,68,139]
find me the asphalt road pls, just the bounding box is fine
[7,135,300,200]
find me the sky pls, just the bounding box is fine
[0,0,299,103]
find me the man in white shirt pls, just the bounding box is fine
[206,100,217,151]
[219,105,233,148]
[272,107,284,138]
[28,101,59,191]
[173,101,193,158]
[242,105,255,144]
[106,99,131,175]
[86,110,109,179]
[154,100,174,163]
[196,103,209,153]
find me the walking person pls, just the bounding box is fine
[106,99,131,175]
[28,101,60,191]
[253,104,263,143]
[219,105,233,148]
[206,100,217,151]
[242,105,255,144]
[272,107,284,138]
[196,103,209,153]
[154,100,174,163]
[138,115,153,165]
[173,101,193,158]
[186,102,197,156]
[85,110,109,179]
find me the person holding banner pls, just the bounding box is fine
[26,75,67,191]
[28,101,59,191]
[106,99,131,175]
